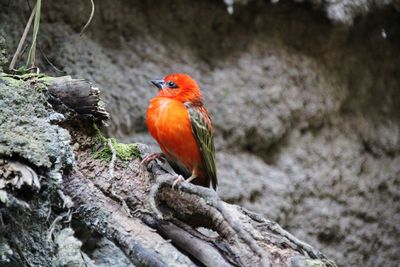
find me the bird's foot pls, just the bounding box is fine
[172,175,185,190]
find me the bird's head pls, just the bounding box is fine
[150,73,202,104]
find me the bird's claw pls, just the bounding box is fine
[172,175,185,190]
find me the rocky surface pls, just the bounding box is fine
[0,76,74,172]
[225,0,400,24]
[0,35,6,72]
[0,75,80,266]
[1,0,399,266]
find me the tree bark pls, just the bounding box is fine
[0,74,337,267]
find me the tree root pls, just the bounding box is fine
[60,141,338,267]
[141,156,339,266]
[63,170,196,267]
[239,207,337,267]
[146,174,271,266]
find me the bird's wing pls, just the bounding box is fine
[185,102,217,190]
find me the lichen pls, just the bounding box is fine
[94,124,140,161]
[53,228,85,267]
[0,238,13,263]
[0,75,74,174]
[292,256,328,267]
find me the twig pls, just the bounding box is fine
[107,139,116,181]
[110,183,132,217]
[9,4,36,70]
[47,214,63,241]
[46,206,52,222]
[38,43,65,73]
[65,209,73,224]
[12,236,33,267]
[104,140,131,216]
[26,0,41,68]
[57,189,74,209]
[80,0,95,36]
[148,177,164,219]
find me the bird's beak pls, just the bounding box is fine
[150,79,165,90]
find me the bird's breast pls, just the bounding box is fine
[146,97,201,170]
[147,98,190,140]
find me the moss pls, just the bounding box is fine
[93,124,140,161]
[0,73,55,93]
[38,75,58,86]
[34,81,48,93]
[0,74,26,87]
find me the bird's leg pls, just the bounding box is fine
[185,173,197,184]
[172,171,197,190]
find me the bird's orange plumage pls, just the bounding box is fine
[146,73,217,189]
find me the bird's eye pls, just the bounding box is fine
[167,81,178,88]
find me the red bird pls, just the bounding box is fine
[144,73,217,190]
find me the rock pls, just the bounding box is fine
[217,152,292,221]
[0,35,6,72]
[53,228,85,267]
[225,0,400,25]
[0,76,74,175]
[274,125,400,266]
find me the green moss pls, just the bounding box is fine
[93,124,141,161]
[0,74,26,87]
[0,73,56,93]
[38,75,57,86]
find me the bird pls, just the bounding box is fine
[143,73,217,190]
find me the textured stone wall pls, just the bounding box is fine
[1,0,399,266]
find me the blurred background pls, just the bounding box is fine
[1,0,399,266]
